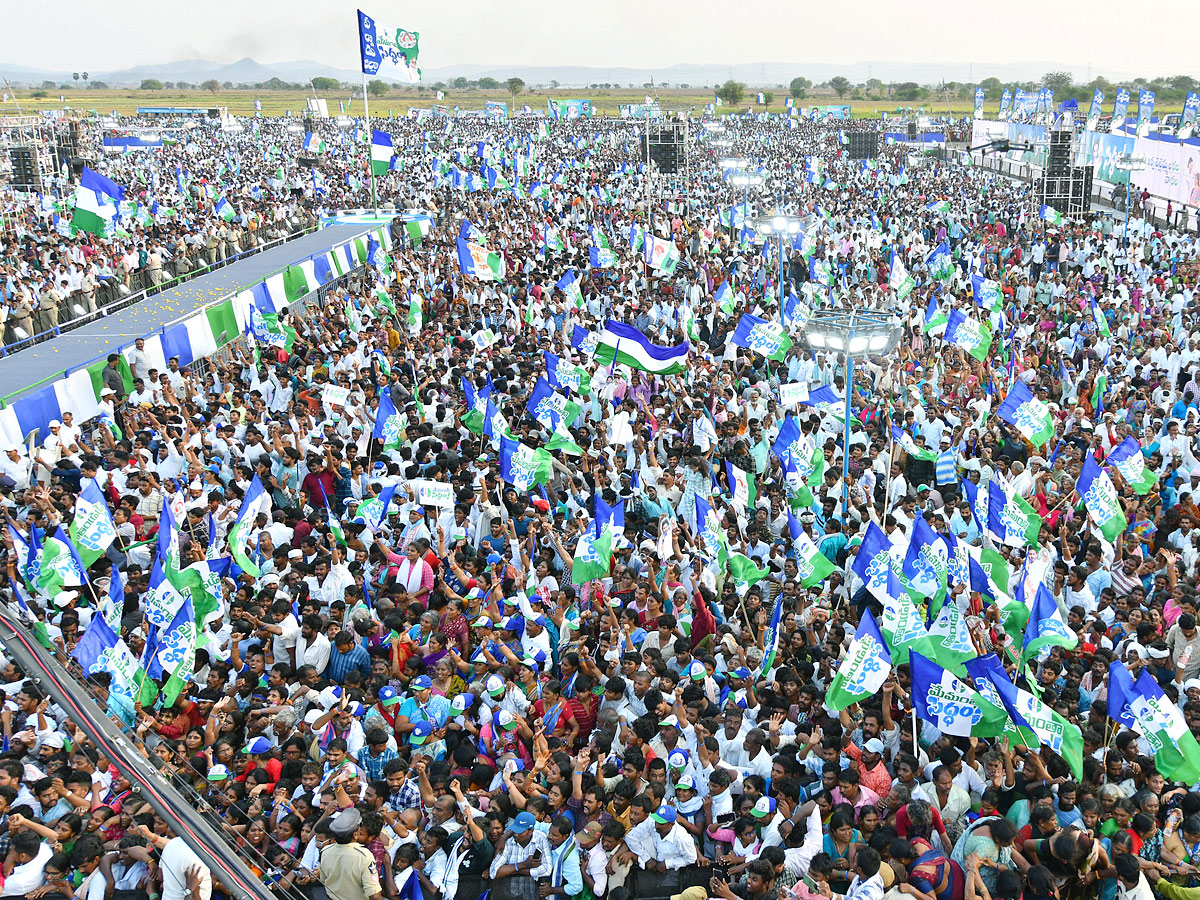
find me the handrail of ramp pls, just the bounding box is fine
[0,601,284,900]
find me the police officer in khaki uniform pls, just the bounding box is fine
[319,808,382,900]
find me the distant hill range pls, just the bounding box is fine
[0,57,1142,89]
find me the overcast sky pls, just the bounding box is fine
[5,0,1199,76]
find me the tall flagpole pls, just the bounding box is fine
[362,74,378,215]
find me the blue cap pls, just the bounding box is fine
[501,616,524,633]
[412,675,433,690]
[521,650,548,670]
[733,666,752,680]
[650,804,677,824]
[348,702,366,717]
[510,811,536,833]
[410,720,434,745]
[487,552,503,565]
[526,614,548,628]
[241,736,272,755]
[378,687,400,707]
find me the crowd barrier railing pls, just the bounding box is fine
[0,222,321,355]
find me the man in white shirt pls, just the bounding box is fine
[160,834,213,900]
[0,444,32,490]
[1,833,52,896]
[297,615,332,673]
[642,805,697,871]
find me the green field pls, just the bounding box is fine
[4,87,976,120]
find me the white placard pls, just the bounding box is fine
[322,385,351,407]
[415,480,455,508]
[779,382,810,407]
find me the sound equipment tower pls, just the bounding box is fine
[646,122,687,175]
[846,131,879,160]
[9,146,41,192]
[1037,126,1093,218]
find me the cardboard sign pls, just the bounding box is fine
[322,385,351,408]
[779,382,810,407]
[416,479,455,508]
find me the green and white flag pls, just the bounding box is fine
[1077,456,1127,543]
[943,309,994,362]
[891,426,937,462]
[889,250,916,299]
[408,293,424,333]
[374,287,397,315]
[726,461,756,511]
[792,530,836,587]
[227,475,271,577]
[728,553,770,594]
[370,129,394,176]
[827,610,892,711]
[69,481,117,567]
[987,481,1044,548]
[911,651,1009,738]
[1039,204,1064,226]
[1106,437,1158,495]
[499,435,554,491]
[36,527,89,600]
[73,167,122,237]
[881,587,930,665]
[546,424,583,456]
[571,528,613,584]
[732,314,793,362]
[967,656,1085,779]
[920,600,978,673]
[997,382,1055,448]
[473,328,500,351]
[1108,662,1200,785]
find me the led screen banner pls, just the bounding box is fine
[1075,131,1135,186]
[1130,134,1200,205]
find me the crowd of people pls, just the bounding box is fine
[0,103,1199,900]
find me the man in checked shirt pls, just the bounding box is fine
[489,810,552,881]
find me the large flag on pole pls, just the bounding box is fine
[1022,582,1079,663]
[1076,455,1128,542]
[1107,660,1200,784]
[227,475,271,576]
[370,129,394,175]
[73,167,123,236]
[1106,437,1157,495]
[827,610,892,711]
[357,10,420,81]
[69,480,117,566]
[593,320,690,374]
[997,381,1055,447]
[910,651,1008,737]
[966,654,1084,779]
[987,481,1043,548]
